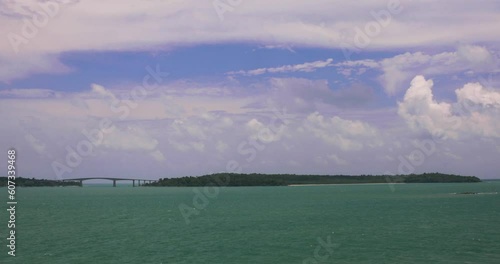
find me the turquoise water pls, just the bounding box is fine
[1,182,500,263]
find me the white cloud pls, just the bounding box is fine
[168,139,205,153]
[456,82,500,108]
[2,1,499,82]
[150,150,166,162]
[335,59,379,69]
[0,53,70,83]
[333,44,500,95]
[302,112,378,151]
[398,75,500,139]
[255,77,375,112]
[457,44,494,67]
[398,75,457,138]
[90,83,116,99]
[327,154,348,165]
[24,133,47,155]
[215,140,228,153]
[228,58,334,76]
[331,45,497,95]
[102,126,159,151]
[246,118,284,143]
[379,45,497,94]
[0,88,61,98]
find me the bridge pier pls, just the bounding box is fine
[79,180,83,187]
[133,180,135,187]
[113,180,116,187]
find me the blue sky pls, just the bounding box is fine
[1,46,397,95]
[0,0,499,179]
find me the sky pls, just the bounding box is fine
[0,0,499,180]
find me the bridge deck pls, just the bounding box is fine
[64,177,156,181]
[62,177,157,187]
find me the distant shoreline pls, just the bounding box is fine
[288,183,407,186]
[147,173,481,187]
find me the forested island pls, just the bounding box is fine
[0,177,80,187]
[145,173,481,187]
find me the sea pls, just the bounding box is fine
[1,181,500,263]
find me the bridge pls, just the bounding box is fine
[63,177,156,187]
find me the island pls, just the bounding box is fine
[0,177,81,187]
[145,172,481,187]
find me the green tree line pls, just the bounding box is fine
[0,177,80,187]
[145,172,481,187]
